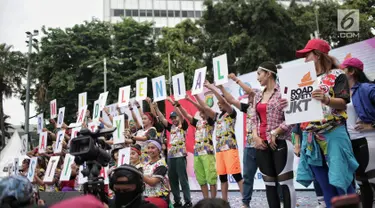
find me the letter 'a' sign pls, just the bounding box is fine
[113,115,125,144]
[37,113,44,134]
[44,156,60,183]
[172,73,186,101]
[192,67,207,95]
[56,107,65,128]
[50,99,57,119]
[76,105,88,125]
[152,75,167,102]
[118,86,131,107]
[38,132,48,154]
[213,54,229,85]
[136,78,148,101]
[277,62,324,125]
[118,147,131,166]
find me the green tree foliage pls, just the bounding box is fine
[34,19,159,124]
[0,43,25,149]
[156,19,206,89]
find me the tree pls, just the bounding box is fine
[200,0,301,75]
[0,115,14,139]
[156,19,206,90]
[33,19,159,124]
[0,43,26,149]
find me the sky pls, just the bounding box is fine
[0,0,103,125]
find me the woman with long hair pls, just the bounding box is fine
[251,61,295,208]
[295,39,358,208]
[342,57,375,207]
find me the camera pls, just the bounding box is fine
[69,127,117,203]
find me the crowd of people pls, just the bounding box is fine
[0,38,374,208]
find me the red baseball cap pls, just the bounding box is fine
[340,57,364,71]
[296,39,331,58]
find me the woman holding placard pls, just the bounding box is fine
[251,61,295,208]
[342,57,375,208]
[294,39,358,207]
[143,139,170,208]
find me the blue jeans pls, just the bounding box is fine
[242,147,257,206]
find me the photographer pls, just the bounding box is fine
[109,164,157,208]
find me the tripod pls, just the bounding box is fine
[81,160,108,204]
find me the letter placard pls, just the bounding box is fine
[37,113,44,134]
[38,132,48,154]
[277,62,324,125]
[54,130,65,154]
[118,86,131,107]
[172,73,186,101]
[56,107,65,128]
[118,147,131,166]
[27,157,38,181]
[60,154,75,181]
[99,166,109,184]
[136,78,148,101]
[98,92,109,110]
[213,54,229,85]
[44,156,60,182]
[192,67,207,95]
[92,100,101,122]
[76,105,88,125]
[50,99,57,119]
[78,92,87,108]
[88,122,98,133]
[113,115,125,144]
[21,135,28,155]
[152,75,167,102]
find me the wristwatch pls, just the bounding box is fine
[270,130,279,138]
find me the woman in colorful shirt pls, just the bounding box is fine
[130,144,143,172]
[154,97,192,208]
[197,80,243,202]
[342,57,375,207]
[251,61,295,208]
[176,94,217,199]
[295,39,358,208]
[143,139,170,208]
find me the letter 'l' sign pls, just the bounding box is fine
[213,53,229,86]
[118,86,131,107]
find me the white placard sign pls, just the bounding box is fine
[21,135,28,155]
[191,67,207,95]
[54,130,65,154]
[56,107,65,128]
[98,92,109,110]
[152,75,167,102]
[136,78,148,101]
[118,86,131,107]
[118,147,131,166]
[13,158,19,175]
[172,73,186,101]
[38,132,48,154]
[88,122,98,133]
[78,92,87,108]
[112,115,125,144]
[92,100,101,122]
[76,105,88,125]
[213,54,229,85]
[71,127,81,139]
[50,99,57,119]
[99,166,109,184]
[277,62,324,125]
[60,154,75,181]
[37,113,44,134]
[43,156,60,182]
[27,157,38,181]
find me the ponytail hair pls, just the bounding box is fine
[313,50,340,73]
[347,66,375,84]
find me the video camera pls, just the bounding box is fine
[69,127,117,203]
